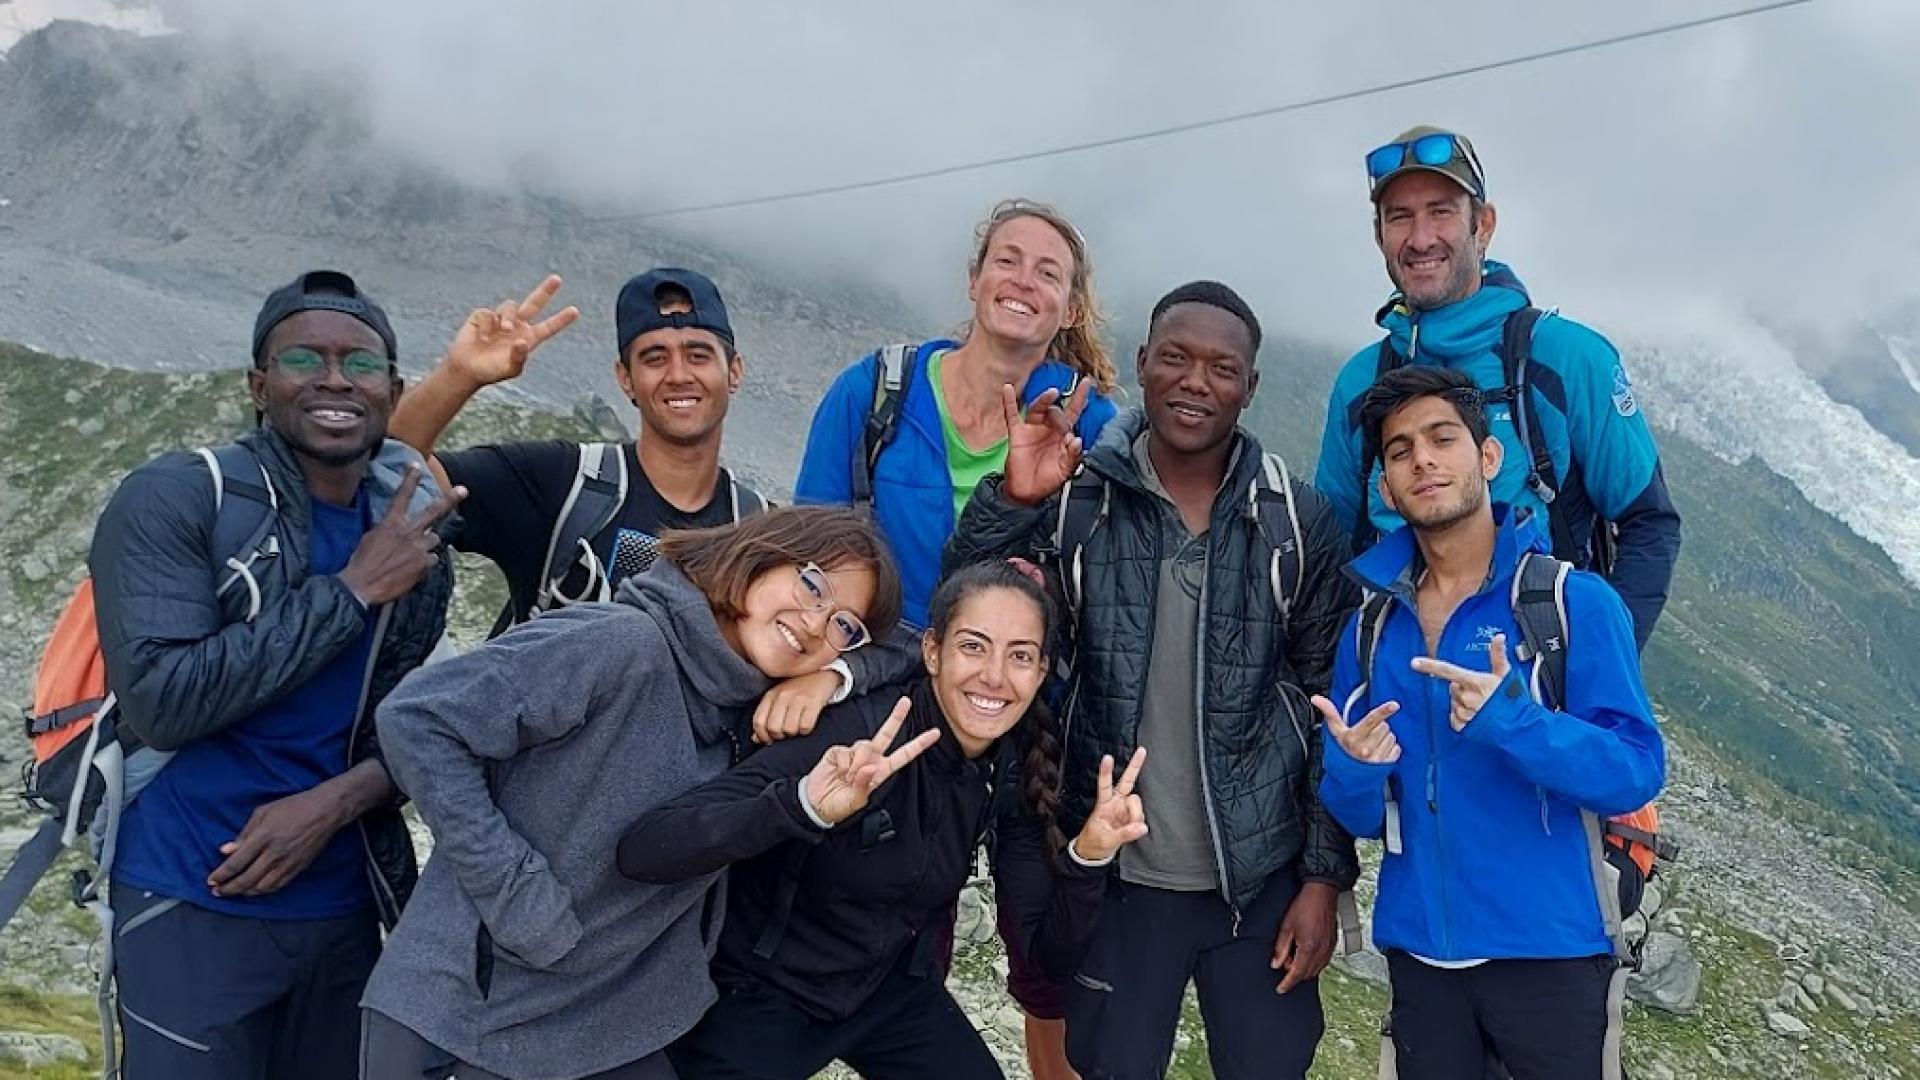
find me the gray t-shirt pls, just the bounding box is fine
[1118,437,1221,892]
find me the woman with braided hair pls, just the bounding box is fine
[618,559,1148,1079]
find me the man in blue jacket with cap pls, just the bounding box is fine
[1317,125,1681,650]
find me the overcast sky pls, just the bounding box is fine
[10,0,1914,350]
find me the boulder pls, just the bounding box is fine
[1765,1010,1812,1040]
[1628,931,1702,1014]
[0,1033,88,1068]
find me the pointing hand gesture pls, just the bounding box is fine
[1000,381,1089,507]
[1073,748,1149,863]
[444,274,580,388]
[1411,635,1512,732]
[801,697,941,826]
[1311,695,1401,765]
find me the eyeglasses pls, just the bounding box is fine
[270,347,392,384]
[1364,133,1487,199]
[793,563,871,652]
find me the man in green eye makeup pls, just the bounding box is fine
[85,270,459,1079]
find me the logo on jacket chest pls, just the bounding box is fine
[1467,624,1503,653]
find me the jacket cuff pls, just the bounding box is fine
[792,775,835,832]
[1066,837,1116,868]
[824,659,855,704]
[1462,671,1535,745]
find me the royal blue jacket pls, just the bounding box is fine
[1315,262,1681,650]
[794,340,1116,629]
[1318,510,1666,962]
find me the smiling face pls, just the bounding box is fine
[1374,171,1497,311]
[921,585,1048,758]
[249,310,400,468]
[1376,392,1504,530]
[725,561,878,680]
[1136,302,1259,458]
[967,213,1078,353]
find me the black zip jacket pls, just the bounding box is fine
[617,678,1107,1022]
[89,426,454,927]
[942,412,1362,913]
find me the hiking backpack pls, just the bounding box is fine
[1351,550,1677,964]
[1363,307,1619,575]
[1,443,282,1078]
[496,442,769,633]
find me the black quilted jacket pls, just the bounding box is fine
[944,411,1361,911]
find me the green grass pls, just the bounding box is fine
[0,986,97,1080]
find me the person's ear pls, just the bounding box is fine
[1481,435,1504,481]
[613,354,637,405]
[921,630,940,676]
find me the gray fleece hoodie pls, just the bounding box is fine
[361,563,767,1079]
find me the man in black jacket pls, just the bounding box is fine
[945,281,1361,1079]
[88,271,457,1080]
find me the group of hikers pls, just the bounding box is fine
[54,123,1683,1079]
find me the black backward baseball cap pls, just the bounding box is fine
[252,270,399,364]
[616,267,734,356]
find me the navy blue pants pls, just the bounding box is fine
[1064,869,1324,1080]
[1384,951,1625,1080]
[112,882,379,1080]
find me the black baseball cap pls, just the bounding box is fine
[615,267,734,356]
[252,270,398,364]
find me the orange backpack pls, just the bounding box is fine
[2,444,280,932]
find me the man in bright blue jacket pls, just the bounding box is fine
[1315,365,1665,1080]
[1317,125,1680,650]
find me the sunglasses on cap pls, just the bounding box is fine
[1365,133,1487,200]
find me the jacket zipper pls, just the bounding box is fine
[348,603,401,927]
[1192,568,1241,933]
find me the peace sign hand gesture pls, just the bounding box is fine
[338,466,465,606]
[1073,748,1149,863]
[444,274,581,388]
[1311,695,1401,765]
[1411,634,1512,732]
[801,697,942,826]
[1000,381,1090,507]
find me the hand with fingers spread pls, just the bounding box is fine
[1000,381,1090,506]
[800,697,942,826]
[1410,634,1512,732]
[753,670,842,745]
[1311,694,1402,765]
[444,274,581,388]
[1072,747,1149,863]
[338,466,466,606]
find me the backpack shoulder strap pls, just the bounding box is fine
[1250,452,1306,631]
[1048,468,1111,613]
[1350,339,1405,552]
[852,343,920,511]
[536,443,628,612]
[723,468,769,522]
[197,444,281,622]
[1496,306,1561,507]
[1508,550,1572,710]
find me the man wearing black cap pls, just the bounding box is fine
[87,271,459,1079]
[391,269,769,630]
[1316,125,1681,650]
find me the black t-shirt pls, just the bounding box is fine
[443,440,736,623]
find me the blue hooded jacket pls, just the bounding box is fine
[1318,509,1666,962]
[1315,262,1681,650]
[794,340,1116,629]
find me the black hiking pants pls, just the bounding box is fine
[1383,950,1626,1080]
[1063,868,1324,1080]
[666,952,1002,1079]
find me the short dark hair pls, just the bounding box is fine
[657,506,901,636]
[1358,365,1490,464]
[1149,280,1262,357]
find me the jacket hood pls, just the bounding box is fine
[617,562,771,716]
[1375,260,1532,361]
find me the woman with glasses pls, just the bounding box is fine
[358,507,901,1080]
[620,560,1151,1080]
